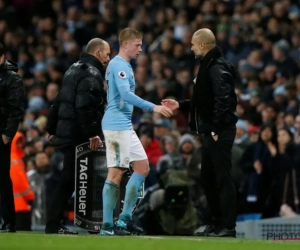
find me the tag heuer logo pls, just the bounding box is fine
[118,71,126,78]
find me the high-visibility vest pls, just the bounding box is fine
[10,132,35,212]
[10,160,35,212]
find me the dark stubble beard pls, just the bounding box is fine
[195,53,204,60]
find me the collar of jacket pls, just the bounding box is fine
[0,59,19,72]
[80,52,104,72]
[199,45,224,69]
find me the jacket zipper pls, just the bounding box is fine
[194,107,199,135]
[193,58,213,136]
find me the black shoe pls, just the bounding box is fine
[116,219,145,235]
[194,225,215,236]
[45,226,78,235]
[0,224,16,233]
[208,227,236,238]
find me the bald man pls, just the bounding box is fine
[45,38,110,234]
[162,29,238,237]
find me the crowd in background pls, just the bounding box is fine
[1,0,300,232]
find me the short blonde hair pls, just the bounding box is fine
[119,28,142,46]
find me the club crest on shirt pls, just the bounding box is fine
[118,71,126,78]
[124,157,130,164]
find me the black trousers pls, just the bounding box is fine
[200,126,237,229]
[46,146,75,231]
[0,138,15,227]
[16,211,31,231]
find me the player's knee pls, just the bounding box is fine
[135,167,149,177]
[133,161,150,177]
[140,166,150,177]
[107,167,123,184]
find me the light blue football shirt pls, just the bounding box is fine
[102,55,155,130]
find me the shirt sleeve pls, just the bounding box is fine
[112,62,155,111]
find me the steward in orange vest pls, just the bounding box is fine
[10,132,34,231]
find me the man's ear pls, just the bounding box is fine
[0,54,4,64]
[95,49,102,63]
[96,49,101,58]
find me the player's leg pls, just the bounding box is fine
[116,130,149,234]
[100,130,131,236]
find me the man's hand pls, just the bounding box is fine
[212,134,218,141]
[46,134,54,143]
[1,134,10,145]
[254,160,262,174]
[267,142,277,156]
[89,136,102,151]
[161,99,179,111]
[153,105,173,117]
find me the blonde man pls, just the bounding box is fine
[100,28,172,236]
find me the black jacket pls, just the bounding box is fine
[179,46,238,134]
[46,53,105,147]
[0,60,25,139]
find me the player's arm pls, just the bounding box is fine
[113,67,155,111]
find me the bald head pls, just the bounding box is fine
[86,38,111,66]
[193,28,216,47]
[191,28,216,59]
[86,38,105,53]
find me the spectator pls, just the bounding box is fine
[241,123,278,214]
[154,118,172,139]
[27,152,50,226]
[263,127,300,217]
[272,39,298,77]
[234,120,251,150]
[139,124,163,168]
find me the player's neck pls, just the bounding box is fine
[118,50,130,62]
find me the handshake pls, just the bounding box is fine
[153,99,179,118]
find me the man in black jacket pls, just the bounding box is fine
[0,43,25,233]
[162,29,238,237]
[45,38,110,234]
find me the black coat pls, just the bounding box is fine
[179,46,238,134]
[0,60,25,139]
[46,53,105,147]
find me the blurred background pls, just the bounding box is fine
[1,0,300,235]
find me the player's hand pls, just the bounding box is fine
[89,136,102,151]
[153,105,173,117]
[161,99,179,111]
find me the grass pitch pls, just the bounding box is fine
[1,233,300,250]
